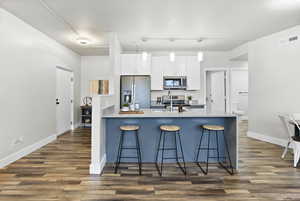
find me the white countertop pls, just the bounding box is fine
[103,109,237,118]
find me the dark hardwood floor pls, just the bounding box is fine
[1,121,300,201]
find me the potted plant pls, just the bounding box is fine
[187,96,193,105]
[122,103,130,111]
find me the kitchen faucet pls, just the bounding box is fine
[168,90,173,112]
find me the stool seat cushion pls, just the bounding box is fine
[120,125,139,131]
[160,125,181,132]
[202,125,224,131]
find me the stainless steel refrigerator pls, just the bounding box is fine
[120,75,151,109]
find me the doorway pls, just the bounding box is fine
[230,68,248,119]
[56,67,74,136]
[205,69,228,113]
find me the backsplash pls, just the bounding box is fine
[151,90,202,104]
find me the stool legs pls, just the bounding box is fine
[155,131,187,176]
[219,130,234,175]
[195,128,234,175]
[206,130,211,174]
[114,130,142,175]
[115,131,124,174]
[176,131,187,175]
[155,131,163,163]
[195,128,209,174]
[134,130,142,175]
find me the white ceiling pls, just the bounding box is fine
[1,0,300,55]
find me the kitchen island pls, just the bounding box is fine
[102,109,238,170]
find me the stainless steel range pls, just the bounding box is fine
[162,95,185,105]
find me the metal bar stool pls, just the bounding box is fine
[195,124,234,175]
[114,125,142,175]
[155,125,187,176]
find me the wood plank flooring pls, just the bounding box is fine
[1,121,300,201]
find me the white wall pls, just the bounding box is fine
[109,33,122,109]
[0,9,81,166]
[81,56,111,100]
[200,51,247,104]
[248,25,300,140]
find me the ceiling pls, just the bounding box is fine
[1,0,300,55]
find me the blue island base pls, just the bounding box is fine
[105,117,237,169]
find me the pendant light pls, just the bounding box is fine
[142,51,148,61]
[169,52,175,62]
[197,51,204,62]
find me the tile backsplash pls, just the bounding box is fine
[151,90,202,104]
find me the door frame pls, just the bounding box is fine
[229,67,248,113]
[203,68,230,113]
[56,66,75,134]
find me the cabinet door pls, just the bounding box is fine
[186,56,201,90]
[121,54,137,75]
[151,56,165,90]
[160,56,172,76]
[164,56,186,76]
[174,56,187,76]
[136,54,151,75]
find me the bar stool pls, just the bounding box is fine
[155,125,187,176]
[195,124,234,175]
[114,125,142,175]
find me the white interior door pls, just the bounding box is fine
[56,68,72,135]
[230,69,248,115]
[207,71,226,113]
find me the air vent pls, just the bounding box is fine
[289,36,298,42]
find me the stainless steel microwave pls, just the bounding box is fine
[163,76,187,90]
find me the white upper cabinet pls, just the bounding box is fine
[120,54,137,75]
[120,54,151,75]
[136,54,151,75]
[151,56,166,90]
[167,56,187,76]
[150,55,201,91]
[186,56,201,90]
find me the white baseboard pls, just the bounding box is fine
[89,154,106,175]
[247,131,288,147]
[0,134,57,168]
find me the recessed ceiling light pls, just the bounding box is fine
[76,37,90,45]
